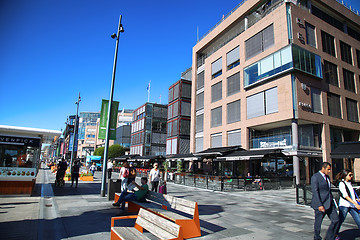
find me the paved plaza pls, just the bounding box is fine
[0,167,359,240]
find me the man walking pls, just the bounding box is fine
[107,160,113,179]
[311,162,339,240]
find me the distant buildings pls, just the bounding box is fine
[130,103,168,156]
[166,68,192,155]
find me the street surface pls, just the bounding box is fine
[0,165,359,239]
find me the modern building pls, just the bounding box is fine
[130,103,168,156]
[190,0,360,183]
[77,112,100,159]
[166,68,192,155]
[114,109,133,148]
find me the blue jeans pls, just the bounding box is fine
[337,206,360,232]
[115,190,137,210]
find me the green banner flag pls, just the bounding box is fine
[98,99,119,140]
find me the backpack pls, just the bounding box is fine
[123,168,129,178]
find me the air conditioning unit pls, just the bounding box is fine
[297,32,305,41]
[296,17,304,27]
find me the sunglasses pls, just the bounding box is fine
[348,174,353,177]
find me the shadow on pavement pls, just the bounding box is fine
[198,204,224,215]
[51,182,104,196]
[339,229,360,240]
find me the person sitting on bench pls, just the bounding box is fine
[112,177,149,210]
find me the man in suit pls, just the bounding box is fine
[311,162,339,240]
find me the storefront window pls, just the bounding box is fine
[260,158,293,177]
[0,135,41,178]
[250,127,292,149]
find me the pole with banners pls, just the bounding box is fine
[100,15,124,197]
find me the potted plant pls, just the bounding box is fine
[80,172,94,181]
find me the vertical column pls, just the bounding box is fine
[292,119,300,185]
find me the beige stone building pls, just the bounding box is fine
[190,0,360,183]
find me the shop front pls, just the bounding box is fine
[0,125,61,194]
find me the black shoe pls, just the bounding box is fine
[112,202,120,207]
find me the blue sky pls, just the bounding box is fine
[1,0,359,132]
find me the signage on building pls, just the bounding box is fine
[0,135,41,147]
[98,99,119,140]
[260,139,287,148]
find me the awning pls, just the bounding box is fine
[133,155,165,162]
[194,145,245,157]
[166,153,200,161]
[331,142,360,159]
[113,154,139,161]
[216,148,285,161]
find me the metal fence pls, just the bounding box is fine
[174,173,295,192]
[296,184,342,206]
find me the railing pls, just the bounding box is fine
[174,173,295,192]
[336,0,360,16]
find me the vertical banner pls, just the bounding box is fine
[98,99,119,140]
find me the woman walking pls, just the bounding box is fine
[335,169,360,237]
[149,163,160,192]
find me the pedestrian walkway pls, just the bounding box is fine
[0,166,359,240]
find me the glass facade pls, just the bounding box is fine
[244,45,322,87]
[250,127,292,149]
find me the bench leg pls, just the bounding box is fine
[175,219,201,239]
[111,229,122,240]
[127,201,141,213]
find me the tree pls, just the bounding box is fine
[108,144,125,159]
[93,147,105,159]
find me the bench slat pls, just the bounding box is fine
[111,227,151,240]
[137,208,180,238]
[163,195,196,215]
[147,207,190,221]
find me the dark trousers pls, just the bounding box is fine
[108,169,112,179]
[71,173,79,187]
[314,204,339,240]
[151,181,159,192]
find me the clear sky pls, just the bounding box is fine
[1,0,359,132]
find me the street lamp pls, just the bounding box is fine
[70,93,81,174]
[100,15,124,197]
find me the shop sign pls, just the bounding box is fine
[0,135,41,147]
[260,139,287,148]
[0,167,36,178]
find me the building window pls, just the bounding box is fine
[195,137,203,153]
[211,106,222,128]
[211,133,222,148]
[346,98,359,122]
[211,81,222,102]
[327,93,342,119]
[324,60,338,87]
[321,31,335,57]
[250,127,291,149]
[227,100,241,124]
[244,45,322,87]
[311,88,322,114]
[227,46,240,70]
[343,69,355,93]
[197,71,204,90]
[180,119,191,135]
[181,83,191,98]
[212,58,222,79]
[245,24,274,60]
[227,72,240,96]
[357,49,360,69]
[247,87,278,119]
[299,125,321,149]
[306,22,316,48]
[196,114,204,133]
[180,101,191,116]
[340,41,353,65]
[196,92,204,110]
[227,129,241,147]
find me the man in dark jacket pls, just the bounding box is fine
[311,162,339,240]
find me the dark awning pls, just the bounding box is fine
[331,142,360,159]
[216,148,285,161]
[194,145,245,157]
[166,153,199,161]
[133,155,165,162]
[113,154,139,161]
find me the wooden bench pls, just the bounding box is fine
[111,208,183,240]
[116,192,200,239]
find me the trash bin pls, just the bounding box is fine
[107,179,121,201]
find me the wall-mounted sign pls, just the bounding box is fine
[0,135,41,147]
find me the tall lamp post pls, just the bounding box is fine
[70,93,81,173]
[100,15,124,197]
